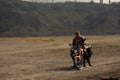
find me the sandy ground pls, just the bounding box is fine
[0,35,120,80]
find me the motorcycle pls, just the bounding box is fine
[69,44,84,70]
[69,39,93,70]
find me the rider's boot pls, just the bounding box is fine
[87,59,92,67]
[83,60,86,67]
[71,60,76,68]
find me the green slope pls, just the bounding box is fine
[0,0,120,37]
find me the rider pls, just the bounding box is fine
[72,31,85,47]
[71,31,92,67]
[71,31,85,67]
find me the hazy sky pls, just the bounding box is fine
[24,0,120,3]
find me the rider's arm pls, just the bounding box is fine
[72,38,76,46]
[79,36,86,45]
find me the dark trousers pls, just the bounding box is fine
[71,53,76,66]
[83,53,92,67]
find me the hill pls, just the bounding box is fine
[0,0,120,37]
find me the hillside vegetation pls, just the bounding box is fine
[0,0,120,37]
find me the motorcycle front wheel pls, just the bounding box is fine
[74,56,83,70]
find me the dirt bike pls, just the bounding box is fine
[69,39,93,70]
[69,44,84,70]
